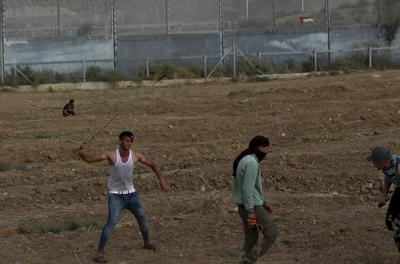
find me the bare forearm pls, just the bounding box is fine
[79,152,93,163]
[150,162,170,191]
[79,151,105,163]
[137,154,167,187]
[383,177,391,197]
[151,164,162,180]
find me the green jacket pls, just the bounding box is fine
[233,154,265,213]
[383,154,400,186]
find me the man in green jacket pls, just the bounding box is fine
[233,135,277,264]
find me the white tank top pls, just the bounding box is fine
[108,148,136,193]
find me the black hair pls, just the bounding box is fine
[119,130,134,141]
[232,135,270,176]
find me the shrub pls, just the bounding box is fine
[236,57,259,76]
[187,65,204,78]
[207,63,230,78]
[150,64,176,80]
[175,67,195,79]
[384,19,400,45]
[4,66,85,86]
[330,52,368,70]
[55,71,82,83]
[282,58,297,73]
[372,51,400,69]
[261,60,276,74]
[236,56,275,75]
[8,65,35,86]
[85,66,125,83]
[302,57,317,72]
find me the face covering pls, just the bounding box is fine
[233,135,270,177]
[254,148,267,162]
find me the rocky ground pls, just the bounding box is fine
[1,70,400,263]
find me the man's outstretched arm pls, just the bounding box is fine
[78,146,109,164]
[136,152,170,192]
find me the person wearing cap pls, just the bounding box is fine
[367,146,400,252]
[78,130,170,263]
[233,135,278,264]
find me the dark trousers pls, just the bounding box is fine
[386,187,400,252]
[238,205,278,263]
[98,192,149,252]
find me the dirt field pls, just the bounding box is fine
[1,70,400,264]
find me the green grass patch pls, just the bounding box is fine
[0,161,42,172]
[31,133,52,140]
[83,219,102,230]
[0,162,12,172]
[85,66,126,83]
[140,64,207,80]
[4,66,82,86]
[18,218,102,235]
[236,57,276,76]
[300,51,397,72]
[13,163,42,171]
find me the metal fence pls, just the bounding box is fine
[1,0,400,85]
[3,0,393,39]
[4,0,112,39]
[5,43,400,86]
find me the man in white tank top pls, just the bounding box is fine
[78,130,170,263]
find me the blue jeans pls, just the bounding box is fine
[98,192,150,252]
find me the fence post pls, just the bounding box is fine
[368,46,373,69]
[0,0,4,85]
[272,0,276,30]
[203,55,207,79]
[56,0,61,38]
[218,0,225,59]
[257,50,261,65]
[165,0,169,35]
[12,64,16,85]
[111,0,117,71]
[82,60,86,82]
[325,0,331,65]
[233,40,237,78]
[0,59,3,85]
[146,58,150,78]
[245,0,249,20]
[314,49,318,71]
